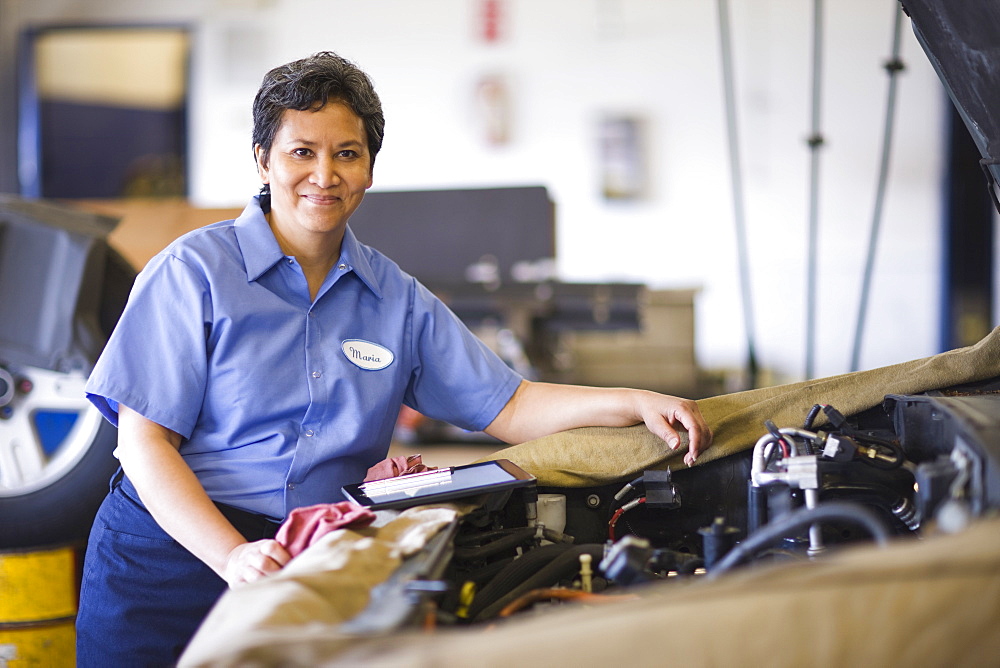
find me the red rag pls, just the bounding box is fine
[275,502,377,558]
[363,454,437,482]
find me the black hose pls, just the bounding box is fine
[455,527,526,546]
[855,439,905,470]
[803,404,823,430]
[706,500,891,580]
[457,556,516,587]
[453,527,537,560]
[471,544,605,622]
[465,542,574,620]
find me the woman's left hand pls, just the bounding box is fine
[631,391,712,466]
[486,380,713,464]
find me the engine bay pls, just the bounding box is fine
[331,380,1000,632]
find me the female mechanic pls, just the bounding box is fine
[75,51,711,666]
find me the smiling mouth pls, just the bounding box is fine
[302,194,342,204]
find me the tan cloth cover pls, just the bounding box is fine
[482,326,1000,486]
[182,517,1000,667]
[179,505,461,667]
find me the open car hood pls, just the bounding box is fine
[904,0,1000,210]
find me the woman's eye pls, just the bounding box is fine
[292,148,312,157]
[338,150,359,159]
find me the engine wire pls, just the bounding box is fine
[608,496,646,541]
[497,588,639,618]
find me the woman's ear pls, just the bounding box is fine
[254,144,269,183]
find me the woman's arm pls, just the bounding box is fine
[484,380,712,466]
[115,405,290,585]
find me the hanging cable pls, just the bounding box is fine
[804,0,826,380]
[850,3,906,372]
[717,0,759,389]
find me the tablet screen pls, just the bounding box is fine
[342,459,535,510]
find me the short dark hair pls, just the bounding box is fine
[252,52,385,176]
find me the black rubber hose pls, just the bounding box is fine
[803,403,824,430]
[453,527,537,560]
[455,527,525,546]
[464,543,573,620]
[855,439,905,470]
[457,556,516,587]
[472,544,606,622]
[706,500,891,580]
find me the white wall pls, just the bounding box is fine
[8,0,950,383]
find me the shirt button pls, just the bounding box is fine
[304,429,315,437]
[338,264,348,271]
[311,371,322,378]
[287,258,294,264]
[287,483,296,490]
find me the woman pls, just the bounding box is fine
[76,51,711,666]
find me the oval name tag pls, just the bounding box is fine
[342,339,394,371]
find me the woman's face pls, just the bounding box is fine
[255,101,373,243]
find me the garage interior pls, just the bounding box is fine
[1,1,999,666]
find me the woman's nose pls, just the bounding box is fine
[310,156,340,188]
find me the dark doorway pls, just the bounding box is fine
[942,102,995,350]
[19,25,190,199]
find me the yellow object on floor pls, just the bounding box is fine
[0,545,77,667]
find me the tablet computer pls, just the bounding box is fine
[342,459,536,511]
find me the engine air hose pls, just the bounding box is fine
[455,556,516,588]
[463,543,573,620]
[455,526,530,546]
[706,500,891,580]
[471,544,606,622]
[453,527,537,560]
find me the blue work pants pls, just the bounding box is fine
[75,474,278,667]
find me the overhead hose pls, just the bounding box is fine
[850,3,906,372]
[717,0,759,388]
[804,0,826,380]
[707,500,891,579]
[470,544,605,622]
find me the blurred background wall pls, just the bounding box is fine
[0,0,988,386]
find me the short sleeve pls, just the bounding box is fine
[85,253,211,438]
[403,280,522,432]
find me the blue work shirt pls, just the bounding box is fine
[86,197,522,519]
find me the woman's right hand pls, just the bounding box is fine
[223,539,292,586]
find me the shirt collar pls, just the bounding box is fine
[234,197,283,282]
[234,196,383,299]
[339,225,384,300]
